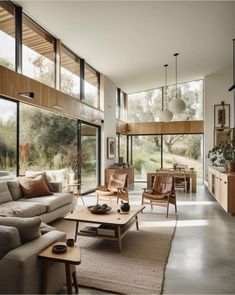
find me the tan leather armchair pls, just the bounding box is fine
[96,173,128,204]
[142,174,177,218]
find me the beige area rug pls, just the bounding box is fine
[53,212,177,295]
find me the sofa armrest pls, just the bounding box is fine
[0,230,66,294]
[50,181,63,193]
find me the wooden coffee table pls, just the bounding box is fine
[38,242,81,294]
[64,205,145,251]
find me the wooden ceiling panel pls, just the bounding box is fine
[22,23,54,61]
[0,7,15,36]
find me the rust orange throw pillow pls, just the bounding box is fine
[17,175,53,198]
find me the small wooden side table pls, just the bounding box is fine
[38,242,81,294]
[66,183,85,206]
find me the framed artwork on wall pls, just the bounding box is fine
[107,137,115,159]
[214,101,230,129]
[214,128,232,146]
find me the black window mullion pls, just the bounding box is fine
[117,88,121,120]
[80,59,85,101]
[97,126,101,185]
[15,5,22,73]
[77,120,82,180]
[16,101,20,176]
[160,135,163,169]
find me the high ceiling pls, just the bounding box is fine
[16,1,235,94]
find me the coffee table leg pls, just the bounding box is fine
[75,221,79,242]
[65,263,72,294]
[41,260,48,294]
[117,226,122,252]
[135,215,139,230]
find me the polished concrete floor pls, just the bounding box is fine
[75,183,235,294]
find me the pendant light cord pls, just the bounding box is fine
[174,53,179,99]
[163,64,168,111]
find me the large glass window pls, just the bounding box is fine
[128,88,162,122]
[163,134,203,182]
[84,63,99,108]
[132,135,161,181]
[81,123,99,193]
[19,104,77,174]
[61,44,80,99]
[128,80,203,122]
[0,97,17,178]
[0,2,15,70]
[22,14,55,87]
[119,134,127,162]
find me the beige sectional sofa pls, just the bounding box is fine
[0,180,74,223]
[0,217,66,294]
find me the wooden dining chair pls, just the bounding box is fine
[142,174,177,217]
[174,169,187,192]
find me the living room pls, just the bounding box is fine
[0,1,235,294]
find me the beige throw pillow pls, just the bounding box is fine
[17,175,53,198]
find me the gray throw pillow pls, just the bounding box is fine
[7,181,23,200]
[0,225,22,259]
[0,182,13,204]
[0,216,41,244]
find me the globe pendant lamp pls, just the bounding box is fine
[159,64,173,122]
[169,53,185,114]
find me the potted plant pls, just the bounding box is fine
[65,144,87,183]
[208,134,235,172]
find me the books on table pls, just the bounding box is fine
[97,224,117,237]
[80,225,117,237]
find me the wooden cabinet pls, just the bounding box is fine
[105,167,134,187]
[208,167,235,215]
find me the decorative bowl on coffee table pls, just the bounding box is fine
[87,204,112,214]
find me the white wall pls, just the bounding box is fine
[204,66,233,180]
[100,76,117,183]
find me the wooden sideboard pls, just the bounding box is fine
[208,166,235,215]
[105,167,134,187]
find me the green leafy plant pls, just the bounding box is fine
[208,134,235,167]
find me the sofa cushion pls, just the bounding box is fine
[0,225,22,259]
[21,193,74,213]
[0,201,46,217]
[24,171,55,192]
[17,175,53,198]
[7,181,23,201]
[0,216,41,243]
[0,182,13,204]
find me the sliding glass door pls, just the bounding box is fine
[0,97,17,179]
[81,123,100,193]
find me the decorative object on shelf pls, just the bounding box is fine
[52,244,67,254]
[159,64,173,122]
[107,137,115,159]
[214,101,230,129]
[169,53,185,114]
[208,129,235,172]
[120,201,130,212]
[87,204,112,214]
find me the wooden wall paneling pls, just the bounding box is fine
[116,120,127,134]
[0,66,104,125]
[127,121,204,135]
